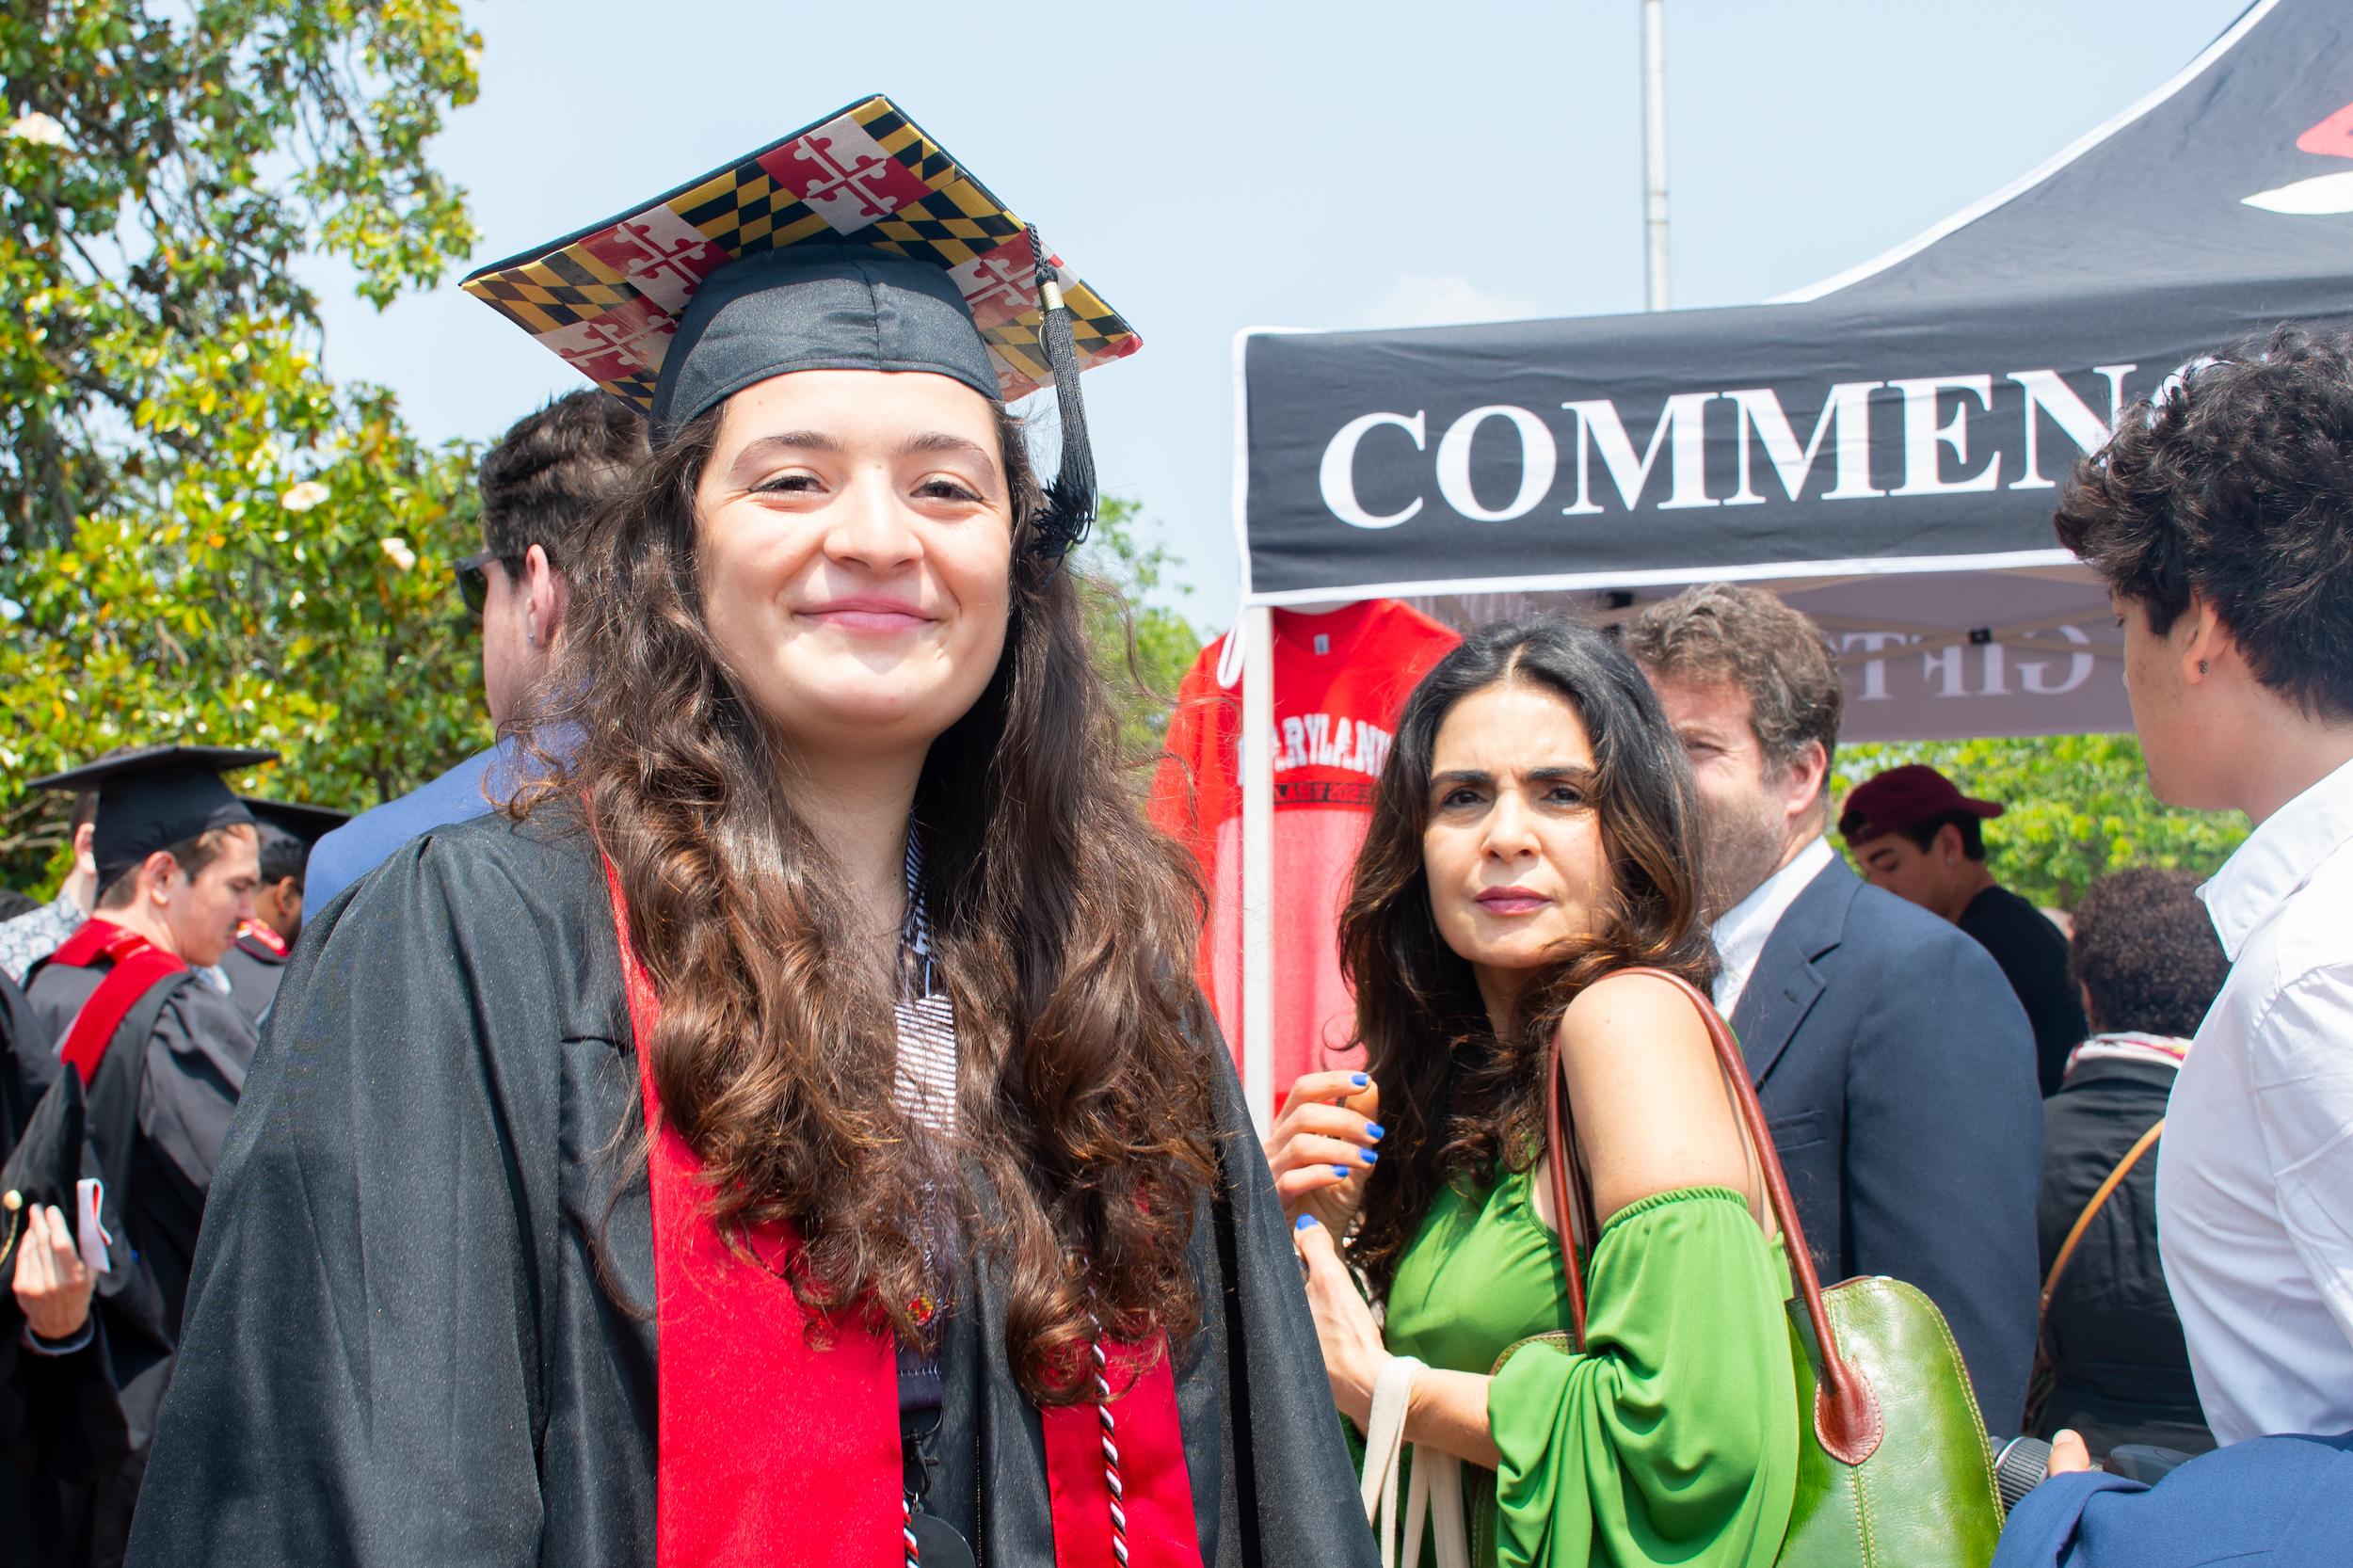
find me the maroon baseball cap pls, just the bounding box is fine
[1838,764,2005,842]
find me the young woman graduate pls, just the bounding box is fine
[125,97,1378,1568]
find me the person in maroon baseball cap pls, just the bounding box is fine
[1841,764,2086,1095]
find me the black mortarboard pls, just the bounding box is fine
[239,797,352,849]
[28,746,276,890]
[459,94,1134,557]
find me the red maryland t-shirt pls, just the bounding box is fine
[1150,601,1459,1114]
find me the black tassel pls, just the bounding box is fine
[1027,224,1096,566]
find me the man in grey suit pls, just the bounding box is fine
[1625,584,2042,1433]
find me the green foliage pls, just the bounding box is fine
[0,0,484,889]
[0,330,488,886]
[1833,733,2248,911]
[0,0,479,548]
[1077,495,1205,761]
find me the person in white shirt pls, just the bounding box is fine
[2054,325,2353,1447]
[1625,583,2043,1431]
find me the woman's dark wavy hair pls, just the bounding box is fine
[1339,618,1718,1296]
[512,395,1217,1403]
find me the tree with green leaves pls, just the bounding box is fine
[1,0,485,888]
[1,0,476,547]
[1078,494,1204,761]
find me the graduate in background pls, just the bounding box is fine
[130,99,1376,1568]
[0,788,101,984]
[216,799,348,1026]
[8,745,269,1568]
[302,391,646,914]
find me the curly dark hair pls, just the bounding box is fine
[253,824,308,887]
[477,390,650,568]
[1622,582,1843,813]
[2054,324,2353,721]
[2068,867,2228,1040]
[1338,618,1718,1296]
[512,397,1217,1405]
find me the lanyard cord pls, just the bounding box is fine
[893,831,1125,1565]
[1092,1330,1128,1567]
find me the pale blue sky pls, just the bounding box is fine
[312,0,2250,632]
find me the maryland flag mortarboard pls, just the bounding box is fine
[459,95,1139,419]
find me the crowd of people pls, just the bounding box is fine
[2,109,2351,1568]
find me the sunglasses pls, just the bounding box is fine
[453,550,524,616]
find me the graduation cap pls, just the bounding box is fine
[240,797,351,889]
[239,798,351,849]
[28,746,277,891]
[459,93,1133,557]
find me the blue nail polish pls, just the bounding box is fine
[1351,1073,1369,1087]
[1295,1214,1318,1230]
[1333,1165,1353,1178]
[1361,1149,1379,1164]
[1367,1122,1386,1140]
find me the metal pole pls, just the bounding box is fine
[1641,0,1671,311]
[1240,605,1275,1137]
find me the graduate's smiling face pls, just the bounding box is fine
[694,369,1015,758]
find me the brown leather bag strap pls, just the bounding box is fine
[1544,1038,1593,1345]
[2040,1118,2164,1322]
[1545,965,1883,1464]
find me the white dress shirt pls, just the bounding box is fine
[1711,835,1833,1018]
[2161,754,2353,1445]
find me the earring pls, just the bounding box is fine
[2198,659,2210,675]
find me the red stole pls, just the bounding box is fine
[1039,1341,1205,1563]
[235,920,290,959]
[600,858,1202,1567]
[46,920,188,1086]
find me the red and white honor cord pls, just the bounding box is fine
[897,1330,1125,1567]
[1093,1336,1128,1567]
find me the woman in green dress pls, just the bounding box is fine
[1269,617,1800,1568]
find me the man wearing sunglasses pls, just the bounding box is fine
[304,391,648,915]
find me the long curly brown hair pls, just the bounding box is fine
[1338,619,1718,1296]
[514,395,1217,1403]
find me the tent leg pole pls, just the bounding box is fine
[1241,605,1275,1138]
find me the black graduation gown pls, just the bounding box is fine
[215,933,289,1028]
[127,809,1379,1567]
[23,960,258,1348]
[0,968,45,1145]
[0,968,91,1568]
[8,942,257,1568]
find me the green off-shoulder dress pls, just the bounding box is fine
[1383,1172,1800,1568]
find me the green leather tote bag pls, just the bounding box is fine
[1541,968,2006,1568]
